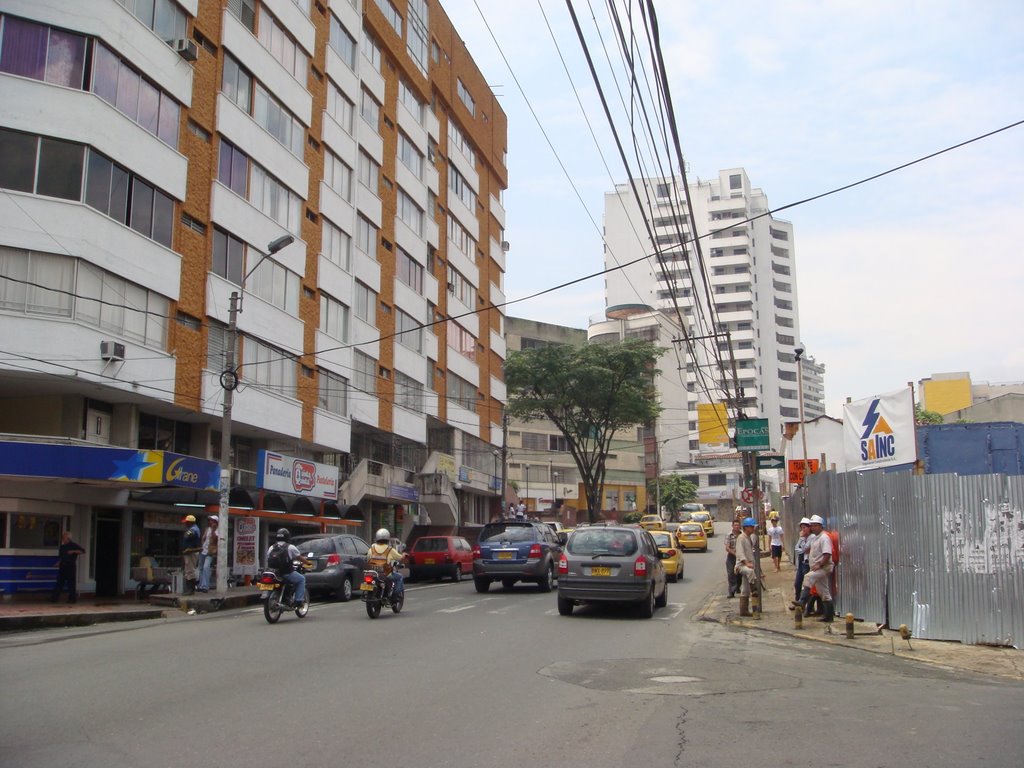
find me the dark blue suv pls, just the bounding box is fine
[472,521,562,593]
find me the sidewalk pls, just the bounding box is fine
[697,555,1024,682]
[0,587,262,632]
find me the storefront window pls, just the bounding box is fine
[605,490,619,511]
[9,514,63,548]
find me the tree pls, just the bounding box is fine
[649,475,697,517]
[915,404,944,425]
[505,339,664,524]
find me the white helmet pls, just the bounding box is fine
[375,528,390,542]
[809,515,825,526]
[799,517,812,526]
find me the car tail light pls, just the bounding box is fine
[472,545,481,560]
[527,544,542,560]
[558,553,568,575]
[326,554,341,566]
[665,549,676,557]
[634,556,647,577]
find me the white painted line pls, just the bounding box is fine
[437,604,477,613]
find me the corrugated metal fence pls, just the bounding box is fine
[783,471,1024,647]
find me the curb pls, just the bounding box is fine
[0,609,167,632]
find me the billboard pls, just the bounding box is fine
[842,388,917,471]
[698,402,730,447]
[257,450,339,500]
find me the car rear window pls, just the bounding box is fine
[480,524,536,543]
[298,538,336,555]
[692,513,710,522]
[567,529,638,556]
[413,538,449,552]
[679,524,704,533]
[652,532,674,547]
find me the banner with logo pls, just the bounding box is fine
[843,388,917,471]
[233,516,259,576]
[256,450,339,500]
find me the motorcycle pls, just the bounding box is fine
[257,556,312,624]
[360,567,404,618]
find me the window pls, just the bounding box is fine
[318,368,348,415]
[227,0,257,32]
[0,246,72,316]
[397,132,423,178]
[729,173,742,190]
[242,336,296,396]
[321,85,353,137]
[398,79,424,123]
[447,322,475,361]
[249,257,299,315]
[361,28,381,71]
[446,370,476,412]
[396,188,423,235]
[115,0,187,42]
[448,166,476,209]
[324,150,352,200]
[395,371,423,411]
[395,309,422,352]
[75,260,168,347]
[446,265,476,307]
[253,83,304,157]
[353,349,376,393]
[322,218,351,269]
[354,281,376,324]
[446,214,475,257]
[212,227,245,285]
[356,215,377,255]
[655,182,671,198]
[374,0,402,35]
[250,163,302,235]
[447,120,477,166]
[257,6,308,81]
[222,54,252,113]
[769,227,789,241]
[319,292,349,341]
[456,78,474,115]
[360,87,380,130]
[396,247,423,293]
[217,140,247,196]
[328,14,357,69]
[406,0,429,74]
[358,150,379,193]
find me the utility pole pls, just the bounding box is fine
[500,412,508,515]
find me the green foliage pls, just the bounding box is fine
[622,511,643,524]
[650,475,698,512]
[914,404,944,425]
[505,339,664,523]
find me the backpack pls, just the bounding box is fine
[268,542,293,574]
[366,545,394,576]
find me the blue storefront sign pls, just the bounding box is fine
[387,484,419,502]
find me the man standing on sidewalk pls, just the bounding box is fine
[181,514,201,595]
[799,514,834,622]
[724,519,741,597]
[50,532,85,604]
[734,517,758,616]
[766,513,784,572]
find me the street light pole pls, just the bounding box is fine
[215,235,294,593]
[524,464,530,512]
[794,347,810,479]
[552,470,558,514]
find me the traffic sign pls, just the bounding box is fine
[756,454,785,470]
[788,458,820,484]
[735,418,771,451]
[741,487,761,504]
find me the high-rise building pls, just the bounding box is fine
[801,354,826,419]
[604,168,812,459]
[0,0,507,596]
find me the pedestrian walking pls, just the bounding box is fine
[796,514,834,622]
[766,516,784,572]
[181,514,201,595]
[196,515,219,592]
[50,531,85,604]
[724,519,741,598]
[734,517,759,616]
[790,517,812,607]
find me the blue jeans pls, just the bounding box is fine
[197,554,213,590]
[386,570,404,598]
[282,570,306,603]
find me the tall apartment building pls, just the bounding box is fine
[801,354,826,419]
[0,0,507,597]
[604,168,810,461]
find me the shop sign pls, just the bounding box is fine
[387,484,419,502]
[257,450,338,500]
[233,516,258,576]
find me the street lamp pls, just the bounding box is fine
[523,464,530,511]
[552,471,558,513]
[216,234,295,593]
[794,346,810,481]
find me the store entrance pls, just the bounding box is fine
[94,513,121,596]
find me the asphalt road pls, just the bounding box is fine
[2,523,1023,768]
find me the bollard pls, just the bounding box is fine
[794,605,803,629]
[750,587,761,620]
[845,613,855,639]
[899,623,913,650]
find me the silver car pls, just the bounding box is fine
[556,526,669,618]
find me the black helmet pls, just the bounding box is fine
[276,528,291,542]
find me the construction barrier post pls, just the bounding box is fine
[845,613,855,639]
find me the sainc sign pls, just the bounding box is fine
[842,388,917,471]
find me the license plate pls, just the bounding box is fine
[591,566,612,576]
[497,552,513,560]
[257,583,276,591]
[359,583,374,591]
[424,558,435,565]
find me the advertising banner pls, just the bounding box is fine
[843,388,917,471]
[698,402,730,447]
[233,516,259,577]
[257,450,339,500]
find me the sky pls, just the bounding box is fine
[440,0,1024,417]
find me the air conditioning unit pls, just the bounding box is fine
[500,240,510,252]
[100,341,126,362]
[172,38,199,62]
[447,282,456,292]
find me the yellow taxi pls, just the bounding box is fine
[638,514,666,531]
[675,522,708,552]
[690,511,714,538]
[650,530,684,582]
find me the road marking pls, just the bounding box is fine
[437,604,477,613]
[656,602,686,621]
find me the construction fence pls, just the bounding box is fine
[782,470,1024,648]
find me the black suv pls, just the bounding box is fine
[291,533,369,601]
[472,521,562,593]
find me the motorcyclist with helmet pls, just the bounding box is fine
[366,528,408,600]
[266,528,306,607]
